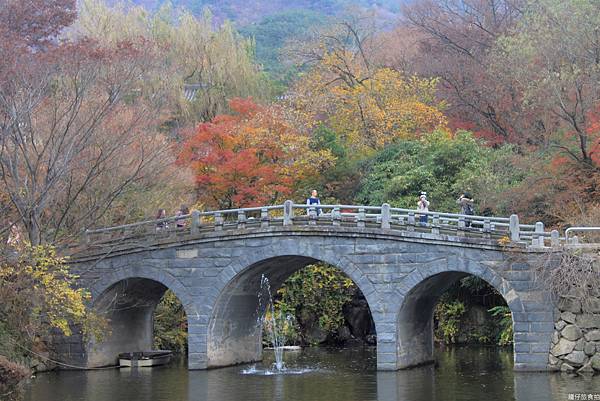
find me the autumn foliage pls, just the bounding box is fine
[289,47,447,153]
[178,97,334,209]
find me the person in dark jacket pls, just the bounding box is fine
[306,189,322,216]
[457,192,475,227]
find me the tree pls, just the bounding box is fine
[178,97,334,209]
[274,264,356,344]
[0,1,191,246]
[0,0,76,50]
[355,131,524,214]
[330,68,447,151]
[0,246,106,364]
[493,0,600,170]
[290,61,447,153]
[76,0,273,124]
[286,14,447,153]
[402,0,530,145]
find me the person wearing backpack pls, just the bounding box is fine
[457,192,475,227]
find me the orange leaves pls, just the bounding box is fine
[178,97,334,209]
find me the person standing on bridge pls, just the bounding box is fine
[457,192,475,227]
[156,208,168,230]
[306,189,322,216]
[176,205,189,228]
[417,192,430,225]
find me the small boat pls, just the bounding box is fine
[119,350,173,367]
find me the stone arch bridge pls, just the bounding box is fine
[62,202,569,371]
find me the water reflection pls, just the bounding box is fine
[23,346,600,401]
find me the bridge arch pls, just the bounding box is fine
[206,242,379,368]
[394,261,528,369]
[87,267,197,367]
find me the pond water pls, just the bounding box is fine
[23,346,600,401]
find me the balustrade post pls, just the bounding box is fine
[308,206,317,225]
[357,208,366,228]
[483,219,491,239]
[191,210,201,235]
[534,222,545,247]
[283,200,293,226]
[85,229,91,244]
[551,230,560,247]
[432,214,440,235]
[407,211,415,231]
[237,210,246,229]
[332,207,341,226]
[260,208,269,228]
[457,216,466,236]
[381,203,391,229]
[509,214,520,242]
[214,212,223,231]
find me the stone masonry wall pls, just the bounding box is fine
[549,296,600,373]
[66,227,555,371]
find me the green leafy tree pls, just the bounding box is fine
[274,264,355,344]
[153,290,188,353]
[434,299,466,344]
[355,130,524,214]
[488,306,513,346]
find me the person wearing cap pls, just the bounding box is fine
[417,192,430,225]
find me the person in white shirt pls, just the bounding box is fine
[417,192,430,225]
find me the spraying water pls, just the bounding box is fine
[245,274,313,375]
[257,274,286,371]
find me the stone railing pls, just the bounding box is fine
[82,201,573,250]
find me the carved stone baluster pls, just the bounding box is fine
[535,222,545,247]
[357,208,366,228]
[381,203,391,229]
[260,208,269,228]
[483,219,491,239]
[237,210,246,229]
[432,214,440,235]
[407,212,415,231]
[283,200,293,226]
[457,216,466,237]
[308,206,317,225]
[509,214,520,242]
[214,212,223,231]
[332,207,341,226]
[191,210,200,235]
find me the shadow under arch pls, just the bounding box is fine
[87,267,196,368]
[206,254,377,368]
[395,262,525,369]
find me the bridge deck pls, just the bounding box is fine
[77,201,582,257]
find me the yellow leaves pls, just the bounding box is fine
[1,245,106,342]
[288,52,447,153]
[498,236,512,247]
[329,68,447,151]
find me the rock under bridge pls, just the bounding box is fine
[61,201,571,371]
